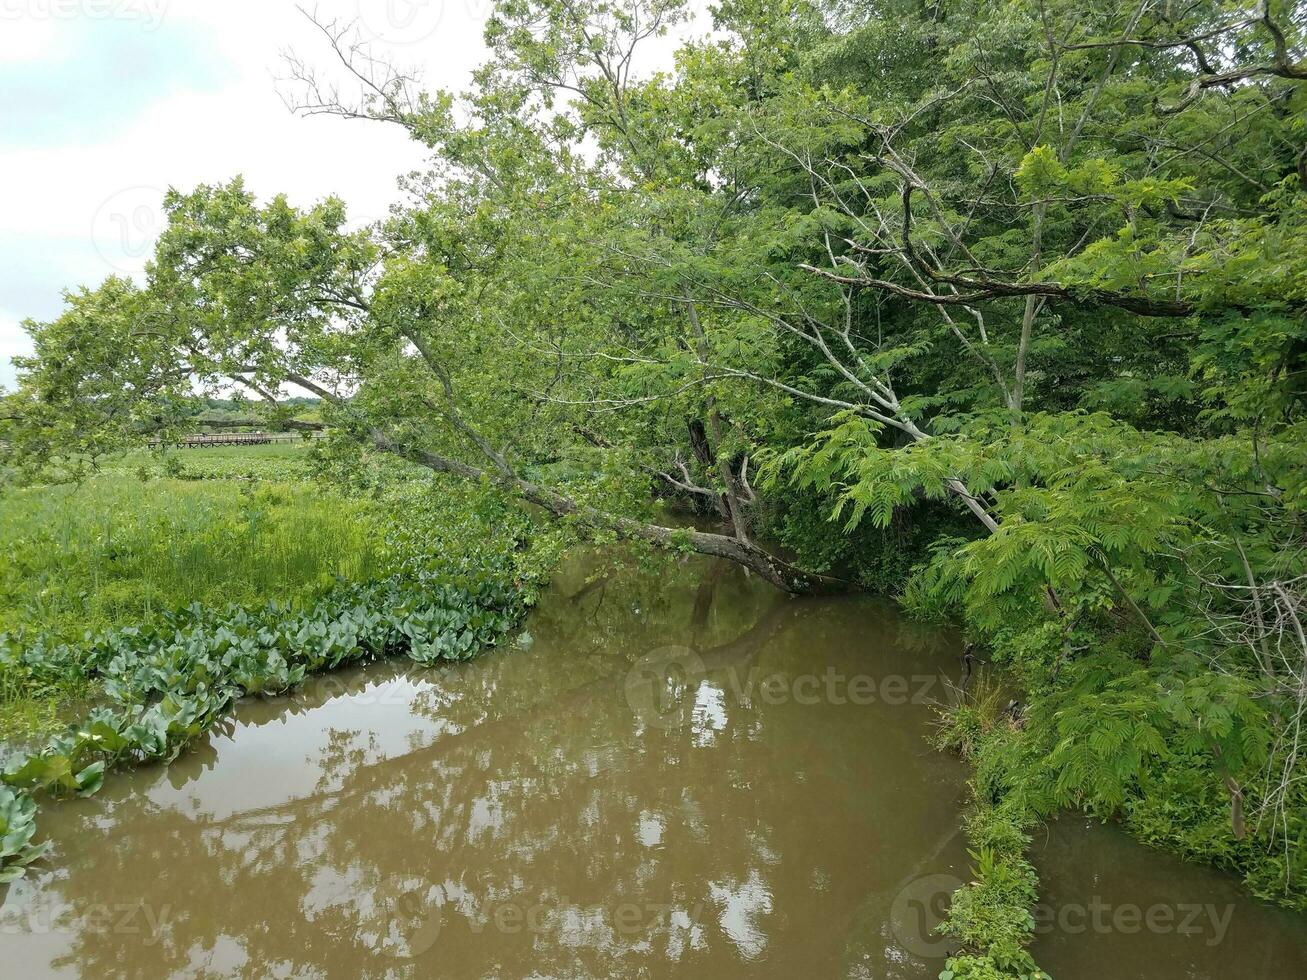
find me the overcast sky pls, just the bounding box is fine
[0,0,521,390]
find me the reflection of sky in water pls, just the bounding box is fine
[144,675,450,821]
[300,863,361,920]
[710,869,773,961]
[638,811,664,847]
[690,682,728,747]
[468,793,504,839]
[179,933,248,977]
[7,553,1296,980]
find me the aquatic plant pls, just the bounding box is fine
[0,567,528,881]
[0,784,47,884]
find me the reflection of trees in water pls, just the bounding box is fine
[19,555,965,980]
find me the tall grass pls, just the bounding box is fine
[0,474,384,638]
[0,455,390,740]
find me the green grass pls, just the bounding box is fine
[113,439,319,482]
[0,460,387,739]
[0,474,383,637]
[0,670,98,747]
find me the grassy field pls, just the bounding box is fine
[117,439,318,481]
[0,443,385,737]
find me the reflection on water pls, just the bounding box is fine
[1,552,1303,979]
[1031,816,1307,979]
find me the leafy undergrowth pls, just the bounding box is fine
[931,677,1049,980]
[0,455,571,883]
[932,645,1307,979]
[778,409,1307,976]
[0,566,530,882]
[938,800,1048,980]
[0,670,99,746]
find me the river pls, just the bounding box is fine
[1,552,1304,978]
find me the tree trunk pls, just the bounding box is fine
[370,429,833,595]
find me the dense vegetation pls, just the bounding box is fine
[0,444,561,881]
[2,0,1305,975]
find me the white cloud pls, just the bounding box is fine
[0,17,59,62]
[0,0,707,387]
[0,1,492,241]
[0,0,497,384]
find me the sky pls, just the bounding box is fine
[0,0,514,390]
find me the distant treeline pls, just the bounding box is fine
[192,397,323,431]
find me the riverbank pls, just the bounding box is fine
[0,444,567,884]
[4,444,1307,976]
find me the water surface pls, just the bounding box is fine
[1,553,1304,978]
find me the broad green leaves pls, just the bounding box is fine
[0,560,531,882]
[2,0,1305,936]
[0,785,48,883]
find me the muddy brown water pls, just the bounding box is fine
[1,553,1305,978]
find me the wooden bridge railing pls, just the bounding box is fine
[146,432,324,449]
